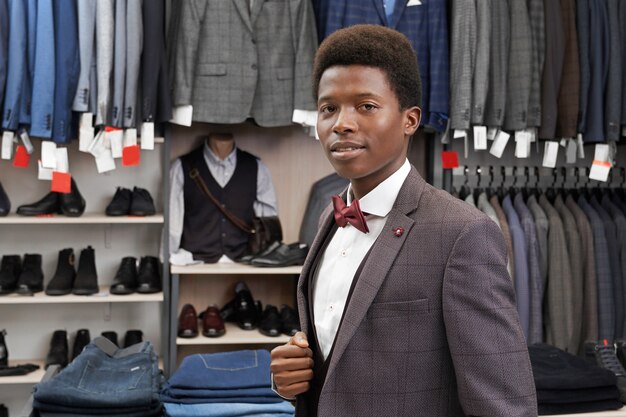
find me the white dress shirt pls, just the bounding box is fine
[168,141,278,265]
[312,159,411,359]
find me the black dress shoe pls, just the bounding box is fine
[16,254,44,294]
[110,257,138,295]
[0,255,21,295]
[0,329,7,367]
[106,187,132,216]
[123,330,143,347]
[0,182,10,216]
[45,330,68,369]
[129,187,156,216]
[259,305,282,337]
[71,329,90,361]
[280,304,300,336]
[16,191,60,216]
[59,178,86,217]
[136,256,161,293]
[101,331,118,347]
[237,240,281,264]
[234,281,259,330]
[45,248,76,296]
[73,246,98,295]
[250,242,309,267]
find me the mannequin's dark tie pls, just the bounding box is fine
[332,195,369,233]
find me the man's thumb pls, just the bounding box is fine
[289,331,309,348]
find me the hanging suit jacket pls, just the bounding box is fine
[173,0,316,127]
[605,0,622,141]
[584,0,609,142]
[72,0,97,113]
[123,0,142,128]
[449,0,475,131]
[484,0,509,128]
[111,0,126,128]
[490,194,515,281]
[2,0,27,131]
[52,0,80,144]
[577,0,590,134]
[528,194,549,294]
[323,0,449,132]
[471,0,490,126]
[621,0,626,127]
[603,195,626,338]
[30,0,55,138]
[95,0,114,126]
[295,167,537,416]
[556,0,580,139]
[527,0,545,128]
[19,0,35,126]
[0,0,8,112]
[566,195,598,352]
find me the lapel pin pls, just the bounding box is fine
[393,227,404,237]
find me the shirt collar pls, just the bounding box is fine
[203,140,237,166]
[346,159,411,217]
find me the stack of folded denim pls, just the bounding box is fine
[33,337,163,417]
[161,349,294,417]
[530,343,622,415]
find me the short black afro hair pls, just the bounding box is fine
[312,24,422,110]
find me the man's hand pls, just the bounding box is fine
[270,332,314,399]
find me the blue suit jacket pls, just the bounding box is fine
[2,0,27,131]
[0,0,8,111]
[30,0,55,138]
[323,0,449,132]
[52,0,80,143]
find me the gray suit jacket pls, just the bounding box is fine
[96,0,114,126]
[528,195,549,292]
[72,0,97,113]
[173,0,317,127]
[491,194,515,281]
[111,0,126,128]
[539,195,574,352]
[527,0,545,128]
[123,0,142,128]
[503,0,532,131]
[605,0,622,141]
[471,0,490,125]
[296,168,537,416]
[566,195,598,352]
[449,0,476,130]
[484,0,509,128]
[577,0,590,134]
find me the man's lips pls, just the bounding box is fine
[329,141,365,152]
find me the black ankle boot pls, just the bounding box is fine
[16,191,60,216]
[0,329,8,367]
[0,255,21,295]
[136,256,161,293]
[16,254,44,295]
[110,257,138,295]
[46,248,76,295]
[106,187,132,216]
[59,178,86,217]
[45,330,68,369]
[123,330,143,348]
[129,187,156,216]
[73,246,98,295]
[0,182,10,216]
[71,329,90,361]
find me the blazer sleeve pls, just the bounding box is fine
[443,217,537,417]
[290,0,317,112]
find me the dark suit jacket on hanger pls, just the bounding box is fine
[556,0,580,139]
[0,0,7,112]
[295,167,537,416]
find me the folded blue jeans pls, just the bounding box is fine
[163,400,295,417]
[162,384,278,399]
[167,350,272,390]
[160,394,282,404]
[34,337,161,410]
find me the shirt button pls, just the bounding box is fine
[251,64,257,70]
[340,249,347,257]
[329,305,333,311]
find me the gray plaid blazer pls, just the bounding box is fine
[484,0,509,128]
[471,0,490,125]
[527,0,545,128]
[296,167,537,417]
[528,195,549,293]
[449,0,476,130]
[172,0,317,127]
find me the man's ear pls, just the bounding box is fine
[403,106,421,136]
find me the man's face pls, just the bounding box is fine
[316,65,420,197]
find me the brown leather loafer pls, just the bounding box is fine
[202,305,226,338]
[178,304,198,338]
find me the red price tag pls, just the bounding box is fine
[122,145,140,167]
[51,172,71,194]
[13,145,30,168]
[441,151,460,169]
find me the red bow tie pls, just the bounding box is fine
[332,195,369,233]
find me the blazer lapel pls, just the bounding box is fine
[388,0,408,29]
[232,0,253,34]
[250,0,265,28]
[323,168,425,386]
[372,0,388,25]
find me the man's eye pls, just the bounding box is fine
[320,105,336,113]
[362,104,376,111]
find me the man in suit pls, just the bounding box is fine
[270,25,537,417]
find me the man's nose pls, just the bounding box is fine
[333,108,357,134]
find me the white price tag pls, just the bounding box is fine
[19,130,34,154]
[95,150,116,173]
[489,130,510,158]
[41,141,57,168]
[542,141,559,168]
[559,138,568,147]
[589,144,611,182]
[1,131,14,160]
[140,122,154,150]
[473,126,487,150]
[407,0,422,5]
[55,147,69,173]
[514,130,531,158]
[79,113,95,152]
[577,133,585,159]
[566,139,577,164]
[109,129,123,158]
[170,105,193,126]
[528,128,537,143]
[453,129,466,139]
[37,160,53,180]
[487,127,498,141]
[123,128,138,147]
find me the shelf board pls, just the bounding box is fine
[171,263,302,275]
[540,408,626,417]
[0,213,164,224]
[177,323,290,345]
[0,286,163,304]
[0,359,46,384]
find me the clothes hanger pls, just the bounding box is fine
[496,166,506,202]
[507,166,518,198]
[616,167,626,200]
[533,166,542,198]
[473,166,483,201]
[545,168,557,204]
[486,166,495,198]
[521,166,531,201]
[459,166,471,200]
[568,167,580,201]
